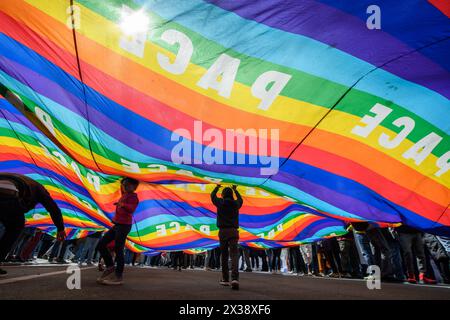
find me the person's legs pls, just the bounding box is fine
[296,247,307,274]
[270,250,276,271]
[389,238,405,280]
[113,224,132,278]
[56,240,70,262]
[338,240,351,275]
[178,252,183,269]
[219,232,229,282]
[79,238,93,263]
[229,234,239,281]
[48,240,63,261]
[96,228,116,269]
[0,215,25,263]
[398,233,416,280]
[204,250,211,269]
[215,248,222,269]
[85,238,100,264]
[438,259,450,283]
[310,244,319,275]
[412,233,427,274]
[348,240,362,277]
[37,238,54,258]
[353,230,373,270]
[317,248,325,274]
[243,247,251,271]
[277,249,282,270]
[299,245,311,274]
[260,251,269,271]
[239,248,244,270]
[73,239,86,263]
[367,229,393,278]
[178,252,184,269]
[11,231,28,259]
[289,248,297,273]
[171,253,176,268]
[273,249,281,271]
[21,232,42,260]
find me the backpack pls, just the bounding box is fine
[0,174,34,212]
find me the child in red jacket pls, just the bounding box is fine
[96,178,139,285]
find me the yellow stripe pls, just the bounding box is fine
[25,0,328,132]
[22,0,450,189]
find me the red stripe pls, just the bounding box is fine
[0,11,297,156]
[429,0,450,17]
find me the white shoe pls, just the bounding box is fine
[364,275,376,281]
[219,279,230,286]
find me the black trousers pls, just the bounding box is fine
[289,247,307,274]
[219,228,239,281]
[0,199,25,262]
[172,251,184,269]
[96,223,131,277]
[271,248,282,271]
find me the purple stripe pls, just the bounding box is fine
[301,220,345,238]
[1,58,269,178]
[208,0,450,98]
[0,57,168,158]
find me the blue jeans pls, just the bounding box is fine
[97,224,132,277]
[388,236,405,280]
[353,230,374,273]
[366,228,394,278]
[73,240,86,261]
[78,237,100,263]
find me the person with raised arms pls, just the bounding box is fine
[210,184,243,290]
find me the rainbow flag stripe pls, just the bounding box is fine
[0,0,449,246]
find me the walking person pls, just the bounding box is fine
[76,231,103,265]
[96,177,140,285]
[396,225,436,284]
[271,248,282,274]
[211,184,243,290]
[172,251,183,271]
[424,233,450,284]
[0,173,66,276]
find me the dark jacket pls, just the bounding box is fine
[351,222,369,233]
[0,173,65,231]
[424,233,449,261]
[211,186,243,229]
[396,224,421,234]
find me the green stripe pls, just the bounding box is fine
[76,0,449,157]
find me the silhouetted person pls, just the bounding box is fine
[96,177,139,285]
[0,173,66,276]
[211,184,243,290]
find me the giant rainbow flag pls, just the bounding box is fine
[0,0,449,251]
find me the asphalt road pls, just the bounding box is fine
[1,264,450,300]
